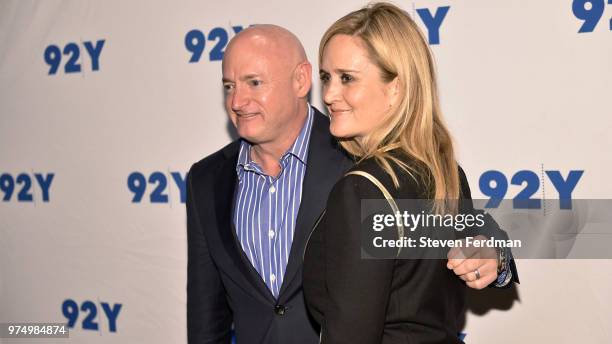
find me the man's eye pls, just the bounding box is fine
[223,84,234,91]
[340,73,353,83]
[249,80,262,87]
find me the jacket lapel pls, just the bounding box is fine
[279,109,353,298]
[214,144,276,303]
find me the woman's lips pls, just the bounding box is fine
[330,109,350,117]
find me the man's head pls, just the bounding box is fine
[222,25,312,149]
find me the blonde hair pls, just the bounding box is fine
[320,2,459,213]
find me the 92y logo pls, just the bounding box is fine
[0,172,54,202]
[44,40,105,75]
[127,171,186,204]
[572,0,612,32]
[185,26,247,62]
[479,170,584,210]
[62,299,122,333]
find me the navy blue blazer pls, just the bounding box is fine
[186,107,353,344]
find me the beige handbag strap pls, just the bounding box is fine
[345,170,404,256]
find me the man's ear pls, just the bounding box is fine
[294,61,312,98]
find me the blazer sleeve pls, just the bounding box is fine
[458,166,520,286]
[186,170,233,344]
[321,175,396,344]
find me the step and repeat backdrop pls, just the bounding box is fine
[1,0,611,343]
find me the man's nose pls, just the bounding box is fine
[231,86,249,112]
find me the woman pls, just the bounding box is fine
[303,3,471,343]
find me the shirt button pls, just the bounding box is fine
[270,274,276,282]
[269,230,275,238]
[270,185,276,193]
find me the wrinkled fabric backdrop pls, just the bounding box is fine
[1,0,611,343]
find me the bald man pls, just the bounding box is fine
[186,25,517,344]
[186,25,347,344]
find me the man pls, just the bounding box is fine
[187,25,517,344]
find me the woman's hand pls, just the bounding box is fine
[446,235,499,289]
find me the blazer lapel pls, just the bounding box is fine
[214,145,276,303]
[279,109,353,297]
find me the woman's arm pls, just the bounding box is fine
[321,175,396,344]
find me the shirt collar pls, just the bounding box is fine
[236,104,314,175]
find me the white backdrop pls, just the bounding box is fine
[1,0,611,343]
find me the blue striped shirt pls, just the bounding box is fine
[233,106,314,298]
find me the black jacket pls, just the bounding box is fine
[303,155,517,344]
[186,108,353,344]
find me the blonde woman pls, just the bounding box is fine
[302,3,516,343]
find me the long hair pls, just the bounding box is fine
[320,2,460,213]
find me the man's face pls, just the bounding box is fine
[222,37,298,147]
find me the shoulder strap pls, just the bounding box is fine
[345,170,404,257]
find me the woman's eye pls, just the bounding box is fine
[320,73,330,83]
[341,73,353,83]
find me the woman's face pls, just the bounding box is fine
[320,34,397,139]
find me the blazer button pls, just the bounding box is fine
[274,305,287,316]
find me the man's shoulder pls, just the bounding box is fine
[189,140,240,180]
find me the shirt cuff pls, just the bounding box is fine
[494,248,513,287]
